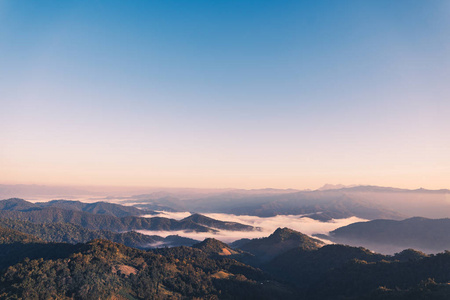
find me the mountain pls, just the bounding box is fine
[161,235,199,247]
[306,251,450,299]
[0,207,214,232]
[181,213,255,231]
[224,191,405,219]
[127,185,450,220]
[264,242,443,299]
[0,225,75,271]
[234,228,323,263]
[322,217,450,254]
[192,238,243,256]
[0,198,39,212]
[0,223,449,299]
[0,231,297,299]
[0,218,199,249]
[0,199,256,233]
[266,244,387,288]
[0,224,42,244]
[36,199,156,217]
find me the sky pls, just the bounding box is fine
[1,1,449,189]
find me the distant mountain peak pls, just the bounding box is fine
[270,227,323,244]
[236,228,324,263]
[271,227,302,239]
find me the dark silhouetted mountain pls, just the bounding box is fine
[305,251,450,299]
[392,248,428,262]
[229,238,252,248]
[323,217,450,254]
[302,211,349,221]
[161,235,199,247]
[266,244,388,288]
[181,213,255,231]
[0,225,75,270]
[235,228,323,263]
[263,239,450,299]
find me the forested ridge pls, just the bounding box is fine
[0,223,449,299]
[0,199,449,299]
[0,218,199,249]
[0,226,295,299]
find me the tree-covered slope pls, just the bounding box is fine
[0,236,297,299]
[36,199,156,217]
[0,218,199,249]
[234,227,324,263]
[0,199,256,233]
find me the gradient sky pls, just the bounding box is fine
[1,1,449,189]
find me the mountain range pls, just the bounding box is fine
[3,184,449,220]
[0,224,448,299]
[317,217,450,254]
[0,218,199,249]
[0,198,256,233]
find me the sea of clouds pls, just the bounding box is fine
[138,211,367,244]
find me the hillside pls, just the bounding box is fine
[233,228,323,263]
[0,224,449,299]
[264,243,447,299]
[0,225,75,270]
[322,217,450,254]
[0,233,296,299]
[306,251,450,299]
[0,218,199,248]
[36,199,156,217]
[265,244,387,289]
[0,225,42,244]
[192,238,243,257]
[0,199,256,233]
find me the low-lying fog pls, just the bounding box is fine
[138,211,367,243]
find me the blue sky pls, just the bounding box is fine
[1,1,449,189]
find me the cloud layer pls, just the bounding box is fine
[139,211,367,243]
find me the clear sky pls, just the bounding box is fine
[1,0,449,189]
